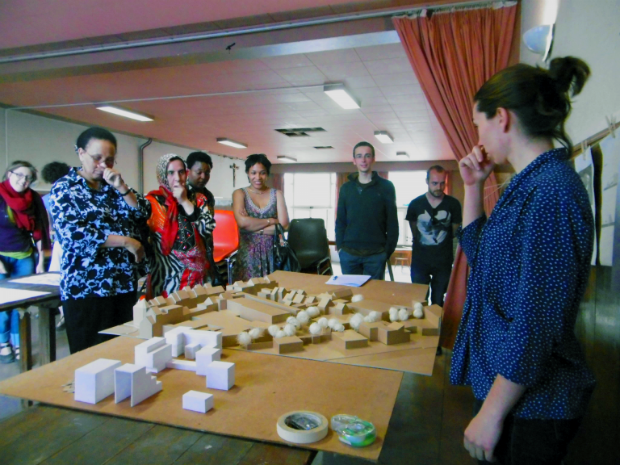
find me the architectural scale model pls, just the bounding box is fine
[128,277,441,358]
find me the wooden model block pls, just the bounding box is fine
[283,290,296,302]
[358,321,381,341]
[333,330,369,350]
[276,288,285,302]
[330,302,348,316]
[320,329,332,342]
[304,296,316,305]
[226,298,289,324]
[298,335,312,345]
[242,294,299,314]
[330,288,353,300]
[424,304,442,327]
[318,296,332,312]
[246,340,274,350]
[422,327,440,336]
[196,347,222,375]
[75,358,122,404]
[191,310,253,347]
[377,322,411,345]
[293,293,305,304]
[183,390,214,413]
[274,336,304,354]
[401,320,418,333]
[206,361,235,390]
[115,363,162,407]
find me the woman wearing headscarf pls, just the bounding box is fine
[146,154,215,298]
[0,161,51,363]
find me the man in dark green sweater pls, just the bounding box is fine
[335,141,399,280]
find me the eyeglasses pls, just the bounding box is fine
[84,152,116,167]
[10,171,34,183]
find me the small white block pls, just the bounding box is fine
[166,359,197,371]
[164,327,187,357]
[114,363,162,407]
[185,342,202,360]
[75,358,122,404]
[183,390,214,413]
[147,344,173,373]
[196,347,222,376]
[206,361,235,391]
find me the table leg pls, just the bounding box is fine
[18,310,32,372]
[38,304,57,365]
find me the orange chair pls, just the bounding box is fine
[212,210,240,284]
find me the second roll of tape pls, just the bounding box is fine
[276,411,329,444]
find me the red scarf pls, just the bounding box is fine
[0,179,51,250]
[147,185,179,256]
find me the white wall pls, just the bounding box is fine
[1,109,237,199]
[521,0,620,143]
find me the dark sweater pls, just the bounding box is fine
[0,196,32,253]
[335,172,399,257]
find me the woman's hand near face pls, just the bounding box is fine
[459,146,495,186]
[103,167,127,191]
[172,185,188,202]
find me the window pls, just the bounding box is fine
[388,171,428,246]
[284,173,337,240]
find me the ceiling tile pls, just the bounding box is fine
[305,48,361,66]
[364,58,413,76]
[355,43,407,61]
[260,54,315,70]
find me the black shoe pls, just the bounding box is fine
[436,346,443,356]
[0,343,15,364]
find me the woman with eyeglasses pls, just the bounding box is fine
[0,161,51,363]
[49,127,150,354]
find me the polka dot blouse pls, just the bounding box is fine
[450,148,595,420]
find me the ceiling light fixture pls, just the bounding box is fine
[396,151,409,158]
[277,155,297,163]
[217,138,247,149]
[374,131,394,144]
[324,84,360,110]
[523,24,555,61]
[96,105,153,122]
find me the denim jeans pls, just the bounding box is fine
[410,259,452,306]
[472,399,582,465]
[338,250,386,280]
[0,254,35,346]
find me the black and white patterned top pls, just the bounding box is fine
[450,148,595,419]
[49,168,151,300]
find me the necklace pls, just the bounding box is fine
[248,188,269,195]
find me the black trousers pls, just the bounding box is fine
[473,399,582,465]
[410,259,452,306]
[62,292,136,354]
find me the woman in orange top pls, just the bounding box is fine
[146,154,215,298]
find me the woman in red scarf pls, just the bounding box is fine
[0,160,51,363]
[146,154,215,298]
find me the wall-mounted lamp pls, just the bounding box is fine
[277,155,297,163]
[523,24,555,61]
[374,131,394,144]
[217,138,247,149]
[324,84,360,110]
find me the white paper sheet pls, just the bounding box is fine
[10,273,61,286]
[0,289,51,306]
[574,147,597,265]
[325,275,371,287]
[598,135,620,266]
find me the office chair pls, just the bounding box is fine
[286,218,333,275]
[212,210,239,284]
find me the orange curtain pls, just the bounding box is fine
[393,4,517,349]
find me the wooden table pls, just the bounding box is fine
[0,336,403,461]
[0,405,314,465]
[0,272,61,372]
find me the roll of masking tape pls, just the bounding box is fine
[277,411,329,444]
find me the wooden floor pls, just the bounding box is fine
[0,311,477,465]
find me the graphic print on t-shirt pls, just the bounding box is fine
[416,209,451,245]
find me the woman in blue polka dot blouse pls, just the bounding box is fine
[452,57,595,464]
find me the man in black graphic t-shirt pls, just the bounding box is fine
[406,165,461,306]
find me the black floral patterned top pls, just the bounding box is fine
[49,168,151,300]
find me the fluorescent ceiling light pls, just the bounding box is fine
[277,155,297,163]
[96,106,153,122]
[324,84,360,110]
[396,151,409,158]
[217,138,247,149]
[374,131,394,144]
